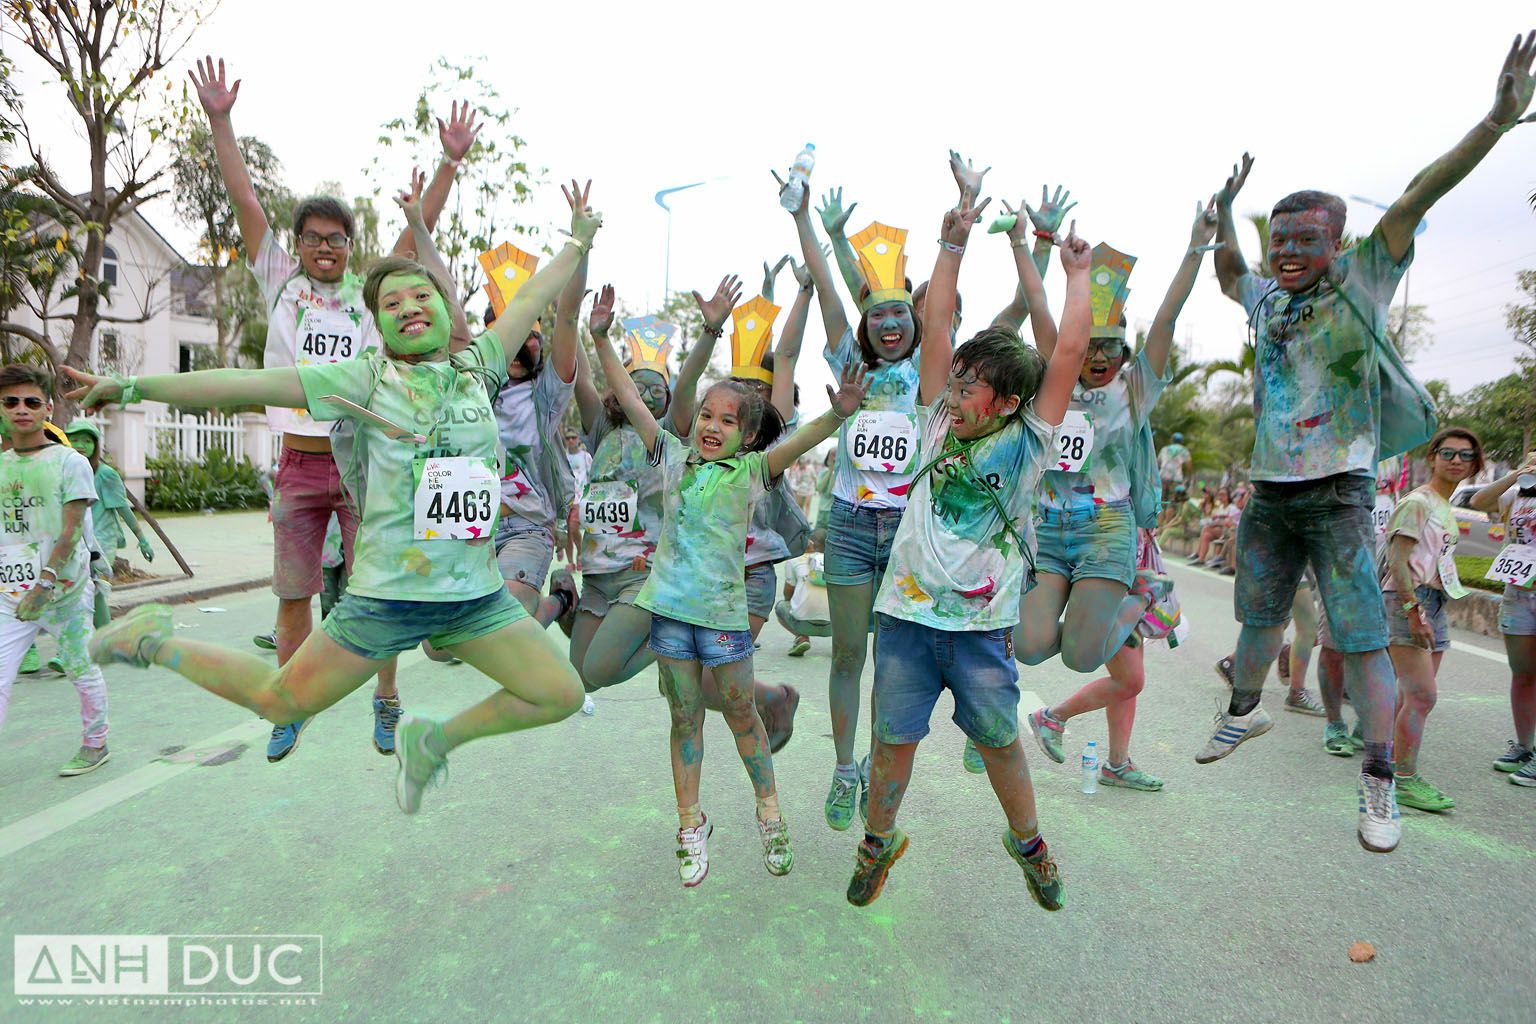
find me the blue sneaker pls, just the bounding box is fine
[372,697,403,755]
[266,719,310,763]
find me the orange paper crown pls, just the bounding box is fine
[848,222,911,312]
[730,295,781,383]
[479,243,540,318]
[1088,243,1136,339]
[621,316,678,384]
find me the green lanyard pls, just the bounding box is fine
[914,434,1036,574]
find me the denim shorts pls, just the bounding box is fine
[873,613,1019,746]
[648,613,754,668]
[1500,585,1536,637]
[323,586,528,661]
[1385,584,1450,652]
[1235,474,1388,653]
[494,524,555,589]
[824,498,904,587]
[745,562,778,620]
[1035,499,1137,587]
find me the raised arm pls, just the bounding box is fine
[1033,230,1092,426]
[775,173,850,344]
[590,313,660,451]
[396,169,471,345]
[816,187,865,303]
[999,198,1059,356]
[574,284,614,430]
[1144,198,1223,377]
[922,193,992,404]
[771,262,814,422]
[547,180,594,384]
[991,184,1072,330]
[670,275,741,433]
[390,100,481,257]
[1212,153,1254,302]
[62,364,306,412]
[188,57,269,257]
[767,363,869,479]
[491,189,601,360]
[1472,450,1536,513]
[1381,31,1536,263]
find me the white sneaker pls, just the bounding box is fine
[757,816,794,876]
[677,815,712,887]
[581,694,596,716]
[1357,773,1401,853]
[1195,704,1274,764]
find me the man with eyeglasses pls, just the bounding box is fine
[189,56,475,762]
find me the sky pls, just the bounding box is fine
[7,0,1536,418]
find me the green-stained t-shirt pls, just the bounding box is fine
[580,416,666,576]
[91,463,130,554]
[1239,226,1412,482]
[635,431,771,632]
[0,444,97,609]
[297,331,508,603]
[1041,349,1169,511]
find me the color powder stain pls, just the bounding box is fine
[888,482,911,497]
[400,547,433,576]
[1295,411,1334,429]
[1408,816,1535,863]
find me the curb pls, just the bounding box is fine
[110,576,273,617]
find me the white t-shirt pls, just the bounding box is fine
[787,553,830,622]
[492,368,574,533]
[0,444,98,609]
[566,448,593,495]
[251,233,380,438]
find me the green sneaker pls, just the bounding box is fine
[46,656,65,674]
[1349,723,1365,751]
[847,828,909,907]
[962,737,986,774]
[252,631,278,651]
[394,716,449,815]
[58,745,109,776]
[89,604,172,667]
[18,645,40,674]
[1394,772,1455,813]
[1324,721,1354,757]
[1002,832,1065,911]
[1100,759,1163,792]
[824,766,859,831]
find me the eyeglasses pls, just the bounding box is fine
[1087,340,1126,359]
[2,396,45,409]
[1434,448,1477,463]
[299,231,351,249]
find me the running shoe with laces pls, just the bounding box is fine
[824,767,859,831]
[58,745,109,776]
[1026,707,1066,764]
[1213,655,1235,687]
[1002,833,1065,911]
[1493,740,1534,773]
[1511,760,1536,787]
[962,737,986,775]
[89,603,173,668]
[372,697,403,755]
[1283,687,1326,716]
[19,645,40,674]
[676,815,712,887]
[1100,759,1163,791]
[1323,720,1354,757]
[267,719,310,763]
[394,716,449,815]
[1394,772,1455,812]
[252,631,277,651]
[788,636,811,657]
[1194,703,1273,764]
[1357,773,1401,853]
[757,816,794,876]
[847,828,910,907]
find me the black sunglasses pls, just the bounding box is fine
[1434,448,1477,463]
[2,396,45,409]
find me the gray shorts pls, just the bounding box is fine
[745,562,778,621]
[578,567,649,618]
[495,526,554,590]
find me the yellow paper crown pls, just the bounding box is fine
[621,316,678,383]
[1089,243,1136,339]
[848,222,911,312]
[730,296,781,383]
[479,242,540,318]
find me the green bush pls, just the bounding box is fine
[145,449,267,512]
[1456,554,1501,594]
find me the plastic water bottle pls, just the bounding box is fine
[779,143,816,211]
[1080,741,1099,795]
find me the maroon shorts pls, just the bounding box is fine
[270,448,358,600]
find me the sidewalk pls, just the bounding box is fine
[106,508,274,613]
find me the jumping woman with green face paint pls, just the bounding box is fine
[66,189,603,817]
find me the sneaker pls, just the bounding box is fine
[962,737,987,775]
[1357,773,1401,853]
[1276,642,1292,685]
[1511,760,1536,787]
[266,719,311,763]
[580,694,596,716]
[1100,759,1163,792]
[1002,833,1065,911]
[89,603,172,668]
[757,816,794,876]
[1493,741,1534,773]
[1194,703,1274,764]
[1395,772,1454,812]
[787,636,811,658]
[824,767,859,831]
[1219,566,1235,576]
[1283,688,1326,717]
[676,815,713,887]
[46,656,65,674]
[1323,721,1354,757]
[252,631,278,651]
[394,716,449,815]
[58,745,109,776]
[1213,655,1235,687]
[1349,722,1365,751]
[1026,707,1066,764]
[372,697,403,755]
[846,829,910,907]
[19,645,40,674]
[766,685,800,755]
[858,754,871,824]
[549,567,579,635]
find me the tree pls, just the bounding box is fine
[0,0,209,411]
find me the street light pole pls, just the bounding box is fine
[655,182,705,305]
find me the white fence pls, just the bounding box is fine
[146,411,262,464]
[92,408,279,499]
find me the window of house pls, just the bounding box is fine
[101,245,118,288]
[101,331,119,367]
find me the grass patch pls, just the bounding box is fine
[1457,554,1501,594]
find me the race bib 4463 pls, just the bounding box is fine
[413,456,499,540]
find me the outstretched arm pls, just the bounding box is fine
[1033,231,1093,426]
[1381,31,1536,262]
[767,363,869,479]
[670,275,742,432]
[390,100,481,257]
[1212,153,1254,302]
[921,192,991,405]
[991,184,1072,330]
[575,284,615,431]
[771,266,813,422]
[1000,199,1059,356]
[775,173,850,344]
[395,169,471,346]
[490,189,601,361]
[1472,451,1536,513]
[591,316,660,451]
[548,180,594,384]
[62,364,305,412]
[816,187,866,303]
[1145,198,1223,377]
[188,57,269,258]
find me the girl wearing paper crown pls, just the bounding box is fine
[1018,199,1223,795]
[781,172,923,832]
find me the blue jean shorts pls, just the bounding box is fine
[824,498,904,587]
[323,586,528,661]
[873,613,1020,746]
[1385,584,1450,652]
[745,562,778,621]
[1034,499,1137,587]
[1500,585,1536,637]
[648,613,754,668]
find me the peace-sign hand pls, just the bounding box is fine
[762,255,790,301]
[1188,195,1223,253]
[395,168,428,226]
[560,179,601,246]
[189,56,240,118]
[692,275,742,333]
[438,100,482,162]
[1215,153,1254,209]
[940,191,991,247]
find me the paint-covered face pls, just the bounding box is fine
[376,273,451,356]
[508,333,542,381]
[0,385,51,436]
[692,388,747,462]
[296,214,351,284]
[1079,338,1128,390]
[631,368,670,418]
[1430,439,1478,485]
[70,434,96,458]
[1268,209,1340,293]
[944,365,1018,441]
[864,301,916,362]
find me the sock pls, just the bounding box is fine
[835,761,858,780]
[1362,741,1393,780]
[1106,759,1129,773]
[756,794,780,822]
[863,828,895,852]
[1008,828,1045,861]
[1228,690,1262,717]
[678,803,704,828]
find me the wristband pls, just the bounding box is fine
[444,157,463,168]
[561,234,591,255]
[1033,229,1055,241]
[1011,238,1032,249]
[1482,116,1515,135]
[700,323,723,339]
[111,372,142,407]
[938,240,965,255]
[1401,599,1420,614]
[39,566,57,580]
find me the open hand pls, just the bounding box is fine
[438,100,482,162]
[589,283,616,337]
[692,275,742,332]
[1026,184,1077,236]
[189,56,240,118]
[817,187,857,236]
[828,361,872,419]
[1215,153,1254,208]
[948,150,991,201]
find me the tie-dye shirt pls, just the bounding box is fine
[491,368,573,533]
[876,399,1055,631]
[635,432,771,631]
[1040,349,1168,511]
[580,415,666,576]
[297,331,507,603]
[0,444,97,609]
[1380,485,1464,597]
[1239,227,1413,482]
[825,327,921,509]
